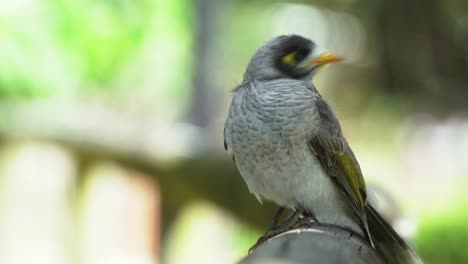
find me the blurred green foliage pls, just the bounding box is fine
[0,0,193,100]
[416,187,468,264]
[51,0,154,84]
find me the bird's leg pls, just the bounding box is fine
[249,206,305,254]
[248,207,285,254]
[266,207,285,231]
[277,206,305,230]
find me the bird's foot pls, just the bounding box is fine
[292,215,320,229]
[248,207,305,254]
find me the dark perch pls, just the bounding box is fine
[240,224,385,264]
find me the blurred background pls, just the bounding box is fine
[0,0,467,263]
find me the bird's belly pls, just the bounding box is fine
[235,144,362,234]
[236,145,336,208]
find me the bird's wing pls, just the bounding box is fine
[307,97,371,242]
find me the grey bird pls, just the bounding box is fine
[223,35,422,264]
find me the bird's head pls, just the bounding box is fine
[244,35,342,81]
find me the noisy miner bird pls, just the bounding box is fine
[223,35,422,264]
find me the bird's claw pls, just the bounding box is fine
[292,216,320,229]
[249,207,307,254]
[248,229,283,254]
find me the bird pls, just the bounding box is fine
[223,35,422,264]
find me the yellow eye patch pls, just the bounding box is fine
[282,52,297,65]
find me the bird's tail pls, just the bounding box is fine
[366,204,423,264]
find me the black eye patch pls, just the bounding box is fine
[274,35,316,79]
[279,35,313,62]
[293,47,310,62]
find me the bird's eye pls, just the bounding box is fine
[281,51,297,65]
[281,47,310,65]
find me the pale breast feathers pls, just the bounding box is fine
[224,80,321,167]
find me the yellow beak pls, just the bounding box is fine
[306,52,342,66]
